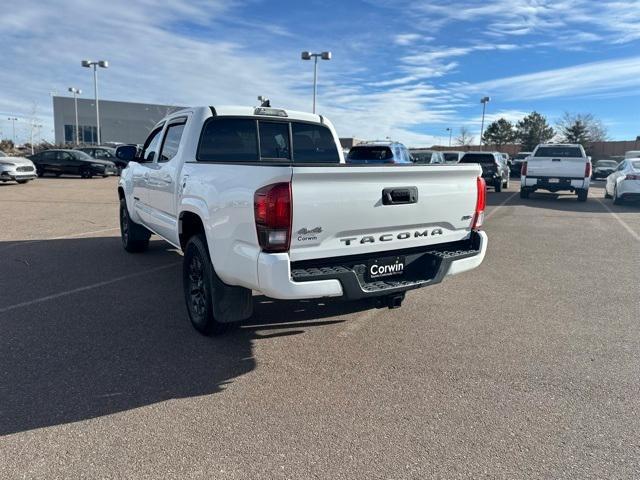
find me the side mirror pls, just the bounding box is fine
[115,145,138,162]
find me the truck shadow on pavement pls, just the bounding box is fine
[0,236,372,436]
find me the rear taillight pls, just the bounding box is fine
[254,182,292,253]
[585,162,592,178]
[472,176,486,230]
[521,161,527,176]
[625,174,640,180]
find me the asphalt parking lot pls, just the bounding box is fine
[1,176,639,479]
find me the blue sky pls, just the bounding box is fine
[1,0,639,146]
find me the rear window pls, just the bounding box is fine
[259,121,290,160]
[347,146,393,161]
[291,122,339,163]
[534,147,583,158]
[198,118,258,162]
[596,160,617,168]
[460,153,496,164]
[514,153,530,160]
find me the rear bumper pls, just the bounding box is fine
[619,180,640,200]
[256,231,487,300]
[521,176,589,191]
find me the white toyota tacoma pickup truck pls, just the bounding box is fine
[520,143,592,201]
[116,106,488,334]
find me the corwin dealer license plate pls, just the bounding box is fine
[366,256,406,281]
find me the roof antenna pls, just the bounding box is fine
[257,95,271,107]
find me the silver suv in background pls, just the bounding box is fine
[346,141,412,164]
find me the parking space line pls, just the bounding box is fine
[0,263,180,314]
[0,227,119,252]
[595,198,640,242]
[485,191,518,220]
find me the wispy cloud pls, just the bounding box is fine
[469,56,640,100]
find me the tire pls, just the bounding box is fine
[16,180,30,184]
[494,180,502,192]
[577,189,588,202]
[119,198,150,252]
[520,188,530,199]
[182,234,225,335]
[81,168,93,179]
[604,188,612,199]
[613,187,623,205]
[504,176,510,189]
[36,169,44,177]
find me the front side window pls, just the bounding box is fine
[259,121,290,160]
[291,122,339,163]
[198,118,258,162]
[159,122,186,162]
[142,127,164,162]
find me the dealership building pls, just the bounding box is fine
[52,96,185,145]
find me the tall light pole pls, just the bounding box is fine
[81,59,109,144]
[68,87,82,145]
[301,51,331,114]
[7,117,18,144]
[446,127,452,147]
[479,96,490,151]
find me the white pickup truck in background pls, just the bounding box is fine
[520,143,592,201]
[116,106,488,334]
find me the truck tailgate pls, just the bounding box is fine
[289,165,481,262]
[527,157,587,178]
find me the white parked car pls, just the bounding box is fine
[624,151,640,159]
[0,150,37,184]
[604,157,640,204]
[115,106,488,334]
[520,144,591,201]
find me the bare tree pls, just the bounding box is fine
[455,126,475,146]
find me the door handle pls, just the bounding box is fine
[382,187,418,205]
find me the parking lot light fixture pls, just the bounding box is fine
[479,96,490,151]
[68,87,82,145]
[7,117,18,144]
[446,127,452,147]
[301,51,332,114]
[81,59,109,145]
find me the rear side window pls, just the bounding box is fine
[443,153,459,162]
[198,118,258,162]
[291,122,339,163]
[460,153,496,164]
[534,147,583,158]
[259,121,290,160]
[632,161,640,170]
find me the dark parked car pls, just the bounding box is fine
[459,151,510,192]
[29,149,117,178]
[510,151,531,176]
[591,159,618,179]
[78,146,127,174]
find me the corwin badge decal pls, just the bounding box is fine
[296,227,322,241]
